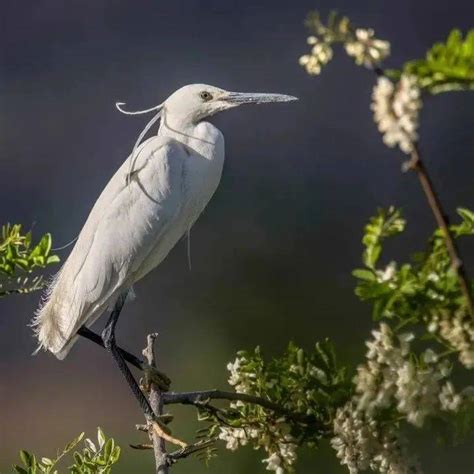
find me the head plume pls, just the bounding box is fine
[115,101,164,184]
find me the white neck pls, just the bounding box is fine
[158,108,220,154]
[158,108,193,138]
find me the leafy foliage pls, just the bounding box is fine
[0,224,59,297]
[13,429,120,474]
[208,207,474,472]
[198,341,350,471]
[353,207,473,321]
[360,206,406,269]
[403,29,474,94]
[13,432,84,474]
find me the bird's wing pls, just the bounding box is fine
[34,135,187,355]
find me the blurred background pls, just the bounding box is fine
[2,0,474,472]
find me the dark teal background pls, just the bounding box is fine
[2,0,474,472]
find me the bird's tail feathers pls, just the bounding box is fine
[30,270,77,357]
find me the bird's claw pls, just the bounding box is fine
[149,419,187,448]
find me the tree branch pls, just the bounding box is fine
[371,65,474,319]
[163,390,321,427]
[143,333,169,474]
[403,144,474,318]
[165,438,217,467]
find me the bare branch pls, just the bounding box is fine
[130,443,154,450]
[143,333,169,474]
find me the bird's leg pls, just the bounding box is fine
[101,293,185,447]
[102,293,155,417]
[78,325,171,390]
[78,326,144,370]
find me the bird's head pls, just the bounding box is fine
[116,84,297,177]
[163,83,298,124]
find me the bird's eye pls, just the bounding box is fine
[200,91,213,101]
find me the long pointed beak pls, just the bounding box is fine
[223,91,298,105]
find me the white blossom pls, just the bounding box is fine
[422,349,438,364]
[219,418,297,472]
[395,361,440,427]
[331,402,421,474]
[331,403,378,472]
[218,426,258,451]
[299,38,333,75]
[354,323,454,427]
[439,382,462,412]
[262,452,284,473]
[226,357,253,393]
[345,28,390,67]
[262,439,297,473]
[376,262,397,284]
[438,315,474,369]
[371,75,422,154]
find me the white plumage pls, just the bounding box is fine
[33,84,296,358]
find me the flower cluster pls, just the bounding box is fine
[227,357,254,393]
[218,425,259,451]
[331,402,421,474]
[439,381,463,412]
[299,13,390,76]
[345,29,390,67]
[261,435,297,474]
[218,423,297,473]
[217,316,474,474]
[223,356,297,474]
[433,313,474,369]
[215,343,351,473]
[299,37,333,75]
[354,323,462,427]
[371,75,422,154]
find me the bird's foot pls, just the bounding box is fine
[149,418,187,448]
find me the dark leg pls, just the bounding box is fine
[101,293,155,419]
[77,326,144,371]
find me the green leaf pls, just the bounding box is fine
[13,466,29,474]
[97,427,106,449]
[110,446,121,463]
[361,207,405,268]
[63,432,85,454]
[404,28,474,93]
[46,255,60,265]
[20,450,33,467]
[103,438,113,462]
[352,268,376,281]
[72,452,83,466]
[0,224,60,297]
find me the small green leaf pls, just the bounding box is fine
[73,452,83,466]
[63,432,84,454]
[20,450,33,467]
[97,427,106,449]
[352,268,376,281]
[46,255,60,265]
[103,438,113,462]
[13,466,29,474]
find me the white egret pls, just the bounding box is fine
[32,83,297,427]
